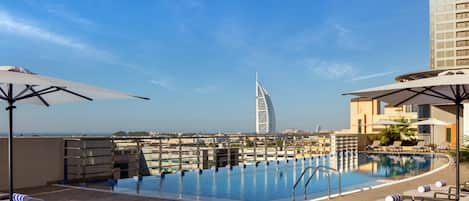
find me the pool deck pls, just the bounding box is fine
[331,160,463,201]
[8,153,462,201]
[10,185,176,201]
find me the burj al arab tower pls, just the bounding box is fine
[256,73,276,134]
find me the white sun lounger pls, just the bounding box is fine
[387,141,402,152]
[403,183,469,200]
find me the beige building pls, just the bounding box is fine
[430,0,469,69]
[426,0,469,146]
[347,98,417,134]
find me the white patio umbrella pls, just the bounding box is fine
[344,70,469,200]
[0,66,149,200]
[411,118,449,148]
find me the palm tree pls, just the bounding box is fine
[379,118,418,145]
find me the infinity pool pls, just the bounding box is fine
[108,153,448,201]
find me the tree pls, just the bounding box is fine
[379,118,418,146]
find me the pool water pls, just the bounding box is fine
[109,153,448,201]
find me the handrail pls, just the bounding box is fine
[292,166,316,192]
[304,166,341,200]
[291,165,341,201]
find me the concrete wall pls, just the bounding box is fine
[432,105,464,147]
[0,137,64,190]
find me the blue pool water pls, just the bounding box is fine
[109,153,448,201]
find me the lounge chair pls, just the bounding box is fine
[413,141,430,152]
[404,184,454,199]
[433,182,469,200]
[387,141,402,152]
[435,144,449,152]
[403,181,469,201]
[367,140,382,151]
[377,193,443,201]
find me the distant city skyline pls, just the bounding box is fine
[0,1,429,134]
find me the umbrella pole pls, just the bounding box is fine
[456,102,462,201]
[6,83,15,201]
[432,125,434,151]
[7,102,14,201]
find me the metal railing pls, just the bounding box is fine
[61,133,357,183]
[291,165,341,201]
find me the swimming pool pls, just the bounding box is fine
[108,153,448,201]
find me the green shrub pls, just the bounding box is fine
[449,147,469,162]
[378,118,418,146]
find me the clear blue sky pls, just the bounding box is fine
[0,0,429,134]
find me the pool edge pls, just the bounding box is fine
[309,153,452,201]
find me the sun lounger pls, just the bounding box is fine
[368,140,382,151]
[387,141,402,152]
[403,184,448,198]
[377,193,444,201]
[413,141,430,152]
[435,144,449,152]
[403,181,469,201]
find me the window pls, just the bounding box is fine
[446,32,454,38]
[457,3,469,10]
[446,128,452,143]
[405,104,418,113]
[357,119,362,134]
[418,125,430,134]
[457,40,469,47]
[446,50,455,57]
[457,59,469,65]
[457,12,469,19]
[457,31,469,38]
[438,23,454,30]
[457,21,469,28]
[437,13,454,21]
[418,104,431,118]
[457,49,469,56]
[447,59,455,66]
[446,41,454,48]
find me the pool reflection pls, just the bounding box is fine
[112,153,447,201]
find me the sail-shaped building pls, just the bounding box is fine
[256,74,276,134]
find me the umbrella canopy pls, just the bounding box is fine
[411,118,449,126]
[0,66,148,200]
[345,71,469,106]
[0,66,148,105]
[411,118,448,148]
[344,70,469,200]
[367,119,406,126]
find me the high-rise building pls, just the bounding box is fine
[256,73,276,134]
[428,0,469,145]
[430,0,469,69]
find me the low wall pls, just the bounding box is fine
[0,137,64,190]
[357,134,380,151]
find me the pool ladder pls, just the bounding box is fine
[291,165,341,201]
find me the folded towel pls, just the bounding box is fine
[435,181,447,188]
[12,193,27,201]
[385,194,402,201]
[417,185,431,193]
